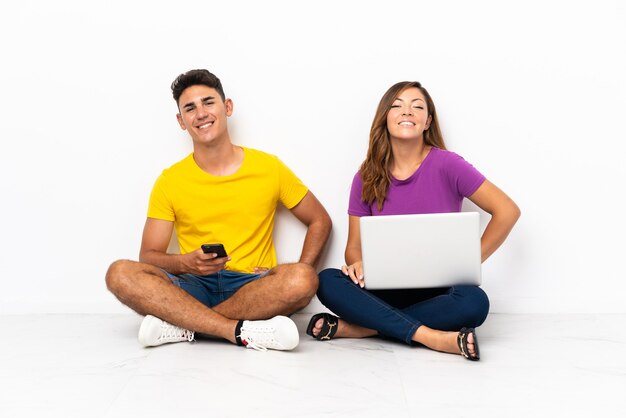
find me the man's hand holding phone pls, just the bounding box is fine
[180,244,230,275]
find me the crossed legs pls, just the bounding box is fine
[105,260,318,344]
[310,268,489,358]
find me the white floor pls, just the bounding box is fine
[0,313,625,418]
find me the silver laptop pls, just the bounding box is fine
[360,212,481,289]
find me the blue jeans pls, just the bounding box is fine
[164,270,267,308]
[317,268,490,344]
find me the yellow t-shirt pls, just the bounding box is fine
[147,147,308,273]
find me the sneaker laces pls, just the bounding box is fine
[241,339,268,352]
[237,323,281,352]
[159,322,194,343]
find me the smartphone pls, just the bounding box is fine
[201,243,228,258]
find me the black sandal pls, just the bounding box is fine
[306,313,339,341]
[457,327,480,361]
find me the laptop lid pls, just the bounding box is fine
[360,212,481,289]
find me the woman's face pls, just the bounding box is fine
[386,87,431,142]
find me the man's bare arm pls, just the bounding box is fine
[139,218,228,275]
[289,191,332,267]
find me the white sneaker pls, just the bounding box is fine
[138,315,195,347]
[238,315,299,351]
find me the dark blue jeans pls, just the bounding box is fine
[317,268,490,345]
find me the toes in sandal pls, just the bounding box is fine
[457,327,480,361]
[306,313,339,341]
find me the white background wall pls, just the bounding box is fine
[1,0,624,314]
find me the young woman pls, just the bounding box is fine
[307,81,520,360]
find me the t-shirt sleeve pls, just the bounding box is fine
[147,173,175,221]
[348,172,372,216]
[445,152,486,198]
[277,158,309,209]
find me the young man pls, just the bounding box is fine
[106,69,332,351]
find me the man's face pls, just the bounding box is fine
[176,85,233,146]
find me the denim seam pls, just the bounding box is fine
[357,284,423,344]
[175,278,203,288]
